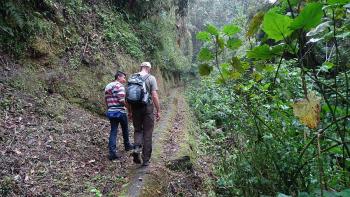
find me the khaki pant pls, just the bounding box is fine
[131,104,154,162]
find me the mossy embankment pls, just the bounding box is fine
[0,0,193,115]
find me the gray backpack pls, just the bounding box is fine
[126,74,150,105]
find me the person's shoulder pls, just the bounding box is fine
[116,81,123,86]
[149,75,156,80]
[105,81,115,88]
[107,81,123,88]
[148,75,157,86]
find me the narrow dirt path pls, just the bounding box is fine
[118,88,191,197]
[1,80,202,196]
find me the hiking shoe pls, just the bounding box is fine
[125,144,135,151]
[142,161,150,167]
[131,152,141,164]
[108,153,121,161]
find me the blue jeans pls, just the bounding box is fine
[107,111,130,157]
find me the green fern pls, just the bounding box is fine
[3,1,25,29]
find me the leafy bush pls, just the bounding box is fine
[135,20,161,57]
[99,11,144,58]
[0,0,59,56]
[189,0,350,195]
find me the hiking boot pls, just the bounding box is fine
[125,144,135,151]
[108,153,121,161]
[131,152,141,164]
[142,161,150,167]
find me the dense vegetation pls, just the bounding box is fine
[0,0,193,196]
[1,0,350,196]
[0,0,191,115]
[188,0,350,196]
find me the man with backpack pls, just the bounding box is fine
[105,71,134,161]
[126,62,160,167]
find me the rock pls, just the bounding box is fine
[14,175,21,182]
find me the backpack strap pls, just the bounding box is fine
[143,74,152,104]
[142,74,151,81]
[142,74,151,92]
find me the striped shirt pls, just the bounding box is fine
[104,81,126,113]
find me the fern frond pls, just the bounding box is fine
[4,1,25,29]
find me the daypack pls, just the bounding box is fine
[126,74,150,105]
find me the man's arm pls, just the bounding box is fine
[151,90,160,121]
[125,101,133,120]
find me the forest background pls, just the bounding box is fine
[1,0,350,196]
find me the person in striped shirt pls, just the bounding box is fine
[105,71,133,160]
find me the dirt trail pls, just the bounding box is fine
[1,84,202,196]
[119,88,191,197]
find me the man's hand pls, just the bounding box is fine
[151,90,161,122]
[155,111,160,121]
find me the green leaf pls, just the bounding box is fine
[336,31,350,39]
[231,72,242,80]
[242,81,255,91]
[206,24,219,36]
[338,189,350,196]
[307,38,323,43]
[216,77,226,84]
[217,37,225,49]
[198,48,214,61]
[265,65,275,72]
[226,38,242,50]
[220,63,230,70]
[0,26,14,36]
[328,0,350,5]
[220,63,233,79]
[255,64,266,72]
[241,62,251,70]
[247,44,284,60]
[230,57,244,72]
[222,24,240,36]
[290,3,323,30]
[246,12,265,38]
[306,21,331,37]
[198,64,213,76]
[262,83,271,91]
[320,61,334,72]
[196,31,211,41]
[298,192,311,197]
[323,191,337,197]
[277,193,291,197]
[328,146,342,154]
[271,44,285,55]
[287,0,299,7]
[247,45,271,59]
[221,67,230,79]
[252,71,263,81]
[262,11,293,41]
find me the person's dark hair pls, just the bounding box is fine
[115,70,126,80]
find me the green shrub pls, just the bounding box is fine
[99,11,143,58]
[189,1,350,195]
